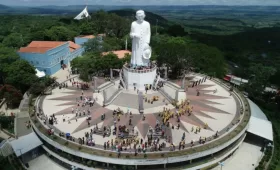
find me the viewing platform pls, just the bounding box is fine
[123,64,157,74]
[122,64,158,90]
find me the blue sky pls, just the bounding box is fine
[1,0,280,6]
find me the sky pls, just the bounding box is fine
[1,0,280,6]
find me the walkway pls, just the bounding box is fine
[28,154,67,170]
[39,74,240,150]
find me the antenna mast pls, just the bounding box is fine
[125,38,128,50]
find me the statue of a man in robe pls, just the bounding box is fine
[130,10,151,67]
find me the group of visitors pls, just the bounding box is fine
[127,62,155,71]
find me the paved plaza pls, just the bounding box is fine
[39,75,240,151]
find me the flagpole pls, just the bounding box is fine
[156,19,158,35]
[125,38,128,50]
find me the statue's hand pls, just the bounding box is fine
[133,34,140,39]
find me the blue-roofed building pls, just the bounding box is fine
[18,41,83,75]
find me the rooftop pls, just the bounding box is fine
[76,35,95,39]
[68,41,81,52]
[18,41,80,54]
[10,132,43,157]
[102,50,131,59]
[18,41,67,54]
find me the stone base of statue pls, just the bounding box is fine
[122,64,157,91]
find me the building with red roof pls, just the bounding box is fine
[102,50,131,59]
[74,34,105,45]
[18,41,83,75]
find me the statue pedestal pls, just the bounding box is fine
[122,65,157,91]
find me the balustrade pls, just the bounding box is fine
[123,64,157,73]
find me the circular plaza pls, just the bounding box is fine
[31,72,248,170]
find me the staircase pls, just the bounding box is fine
[138,91,144,114]
[103,88,122,106]
[97,81,114,92]
[152,74,161,89]
[158,87,175,103]
[119,69,127,89]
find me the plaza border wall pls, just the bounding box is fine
[31,90,249,167]
[29,73,251,169]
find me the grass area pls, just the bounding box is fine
[30,88,251,160]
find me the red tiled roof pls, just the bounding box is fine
[68,41,81,52]
[18,41,80,53]
[18,41,66,53]
[76,35,95,39]
[102,50,131,59]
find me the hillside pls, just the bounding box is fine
[0,4,10,9]
[108,9,169,27]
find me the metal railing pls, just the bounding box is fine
[29,75,251,163]
[123,65,157,73]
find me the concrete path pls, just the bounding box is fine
[41,75,240,149]
[211,142,262,170]
[28,154,67,170]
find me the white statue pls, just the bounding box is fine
[130,10,151,67]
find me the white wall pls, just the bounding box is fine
[123,69,157,90]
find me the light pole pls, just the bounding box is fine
[156,19,158,35]
[17,148,23,162]
[218,161,225,170]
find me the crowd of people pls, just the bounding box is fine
[126,62,156,71]
[37,75,240,156]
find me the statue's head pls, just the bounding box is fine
[136,10,145,22]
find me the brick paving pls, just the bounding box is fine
[40,76,240,151]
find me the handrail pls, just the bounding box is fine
[119,69,126,89]
[103,89,122,106]
[123,65,157,73]
[30,74,251,162]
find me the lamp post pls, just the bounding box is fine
[92,76,97,92]
[17,148,23,162]
[156,19,158,35]
[218,161,225,170]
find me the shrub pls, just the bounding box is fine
[67,154,72,160]
[87,160,92,167]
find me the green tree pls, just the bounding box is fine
[0,45,20,84]
[83,37,121,53]
[154,36,194,78]
[29,82,46,95]
[0,85,23,108]
[2,33,24,48]
[4,60,38,92]
[100,53,123,69]
[245,63,277,99]
[154,35,225,78]
[45,26,77,41]
[71,53,96,82]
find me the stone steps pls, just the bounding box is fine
[103,89,123,106]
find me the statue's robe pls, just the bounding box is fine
[130,20,151,66]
